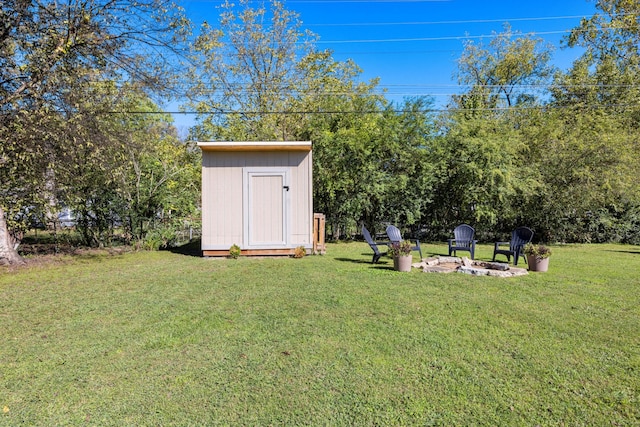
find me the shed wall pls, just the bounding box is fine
[201,150,312,251]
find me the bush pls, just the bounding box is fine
[141,225,178,250]
[293,246,306,258]
[229,244,241,259]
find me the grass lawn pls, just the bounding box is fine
[1,242,639,425]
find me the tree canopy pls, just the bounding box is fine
[0,0,193,263]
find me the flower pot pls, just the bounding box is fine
[527,255,550,272]
[394,255,413,272]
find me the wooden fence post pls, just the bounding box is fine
[313,213,326,255]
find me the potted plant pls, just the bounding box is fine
[388,240,413,272]
[524,243,552,272]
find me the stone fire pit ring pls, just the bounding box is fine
[412,256,528,277]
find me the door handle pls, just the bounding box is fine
[283,186,289,191]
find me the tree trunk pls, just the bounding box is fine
[0,206,24,265]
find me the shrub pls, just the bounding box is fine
[229,244,241,259]
[293,246,306,258]
[141,225,178,250]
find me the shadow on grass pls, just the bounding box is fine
[165,239,202,258]
[334,255,394,270]
[371,264,395,271]
[605,249,640,255]
[335,256,390,265]
[334,257,372,264]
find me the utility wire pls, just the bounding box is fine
[4,103,639,119]
[315,29,574,44]
[287,0,451,3]
[188,0,451,3]
[5,103,631,115]
[306,15,593,27]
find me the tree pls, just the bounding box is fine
[302,95,435,239]
[290,49,436,238]
[188,0,317,141]
[555,0,640,119]
[0,107,55,264]
[0,0,190,263]
[533,0,640,242]
[113,94,200,248]
[356,98,435,236]
[566,0,640,65]
[52,86,199,248]
[426,110,539,239]
[454,24,555,110]
[292,51,387,237]
[431,26,554,239]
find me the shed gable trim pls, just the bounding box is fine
[198,141,311,152]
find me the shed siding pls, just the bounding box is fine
[201,149,312,250]
[201,153,243,248]
[291,150,312,245]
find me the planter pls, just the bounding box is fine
[394,255,413,272]
[527,255,550,272]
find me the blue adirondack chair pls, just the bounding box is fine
[386,225,422,259]
[448,224,477,259]
[362,226,389,263]
[492,226,534,265]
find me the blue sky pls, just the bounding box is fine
[172,0,598,133]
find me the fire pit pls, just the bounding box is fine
[412,256,528,277]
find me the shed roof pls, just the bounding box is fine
[197,141,311,152]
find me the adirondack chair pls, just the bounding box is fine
[448,224,477,259]
[362,226,389,263]
[492,226,534,266]
[386,225,422,259]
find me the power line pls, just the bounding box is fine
[315,29,574,44]
[185,21,634,54]
[187,0,451,3]
[306,15,592,27]
[288,0,450,2]
[332,49,460,55]
[183,22,626,55]
[4,103,639,119]
[77,103,640,115]
[143,83,640,91]
[37,76,640,91]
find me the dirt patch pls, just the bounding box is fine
[0,244,132,273]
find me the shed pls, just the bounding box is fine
[197,141,314,257]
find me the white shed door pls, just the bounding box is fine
[244,169,290,248]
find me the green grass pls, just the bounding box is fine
[1,242,639,425]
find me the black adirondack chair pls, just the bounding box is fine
[362,226,389,263]
[492,226,534,265]
[448,224,477,259]
[386,225,422,259]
